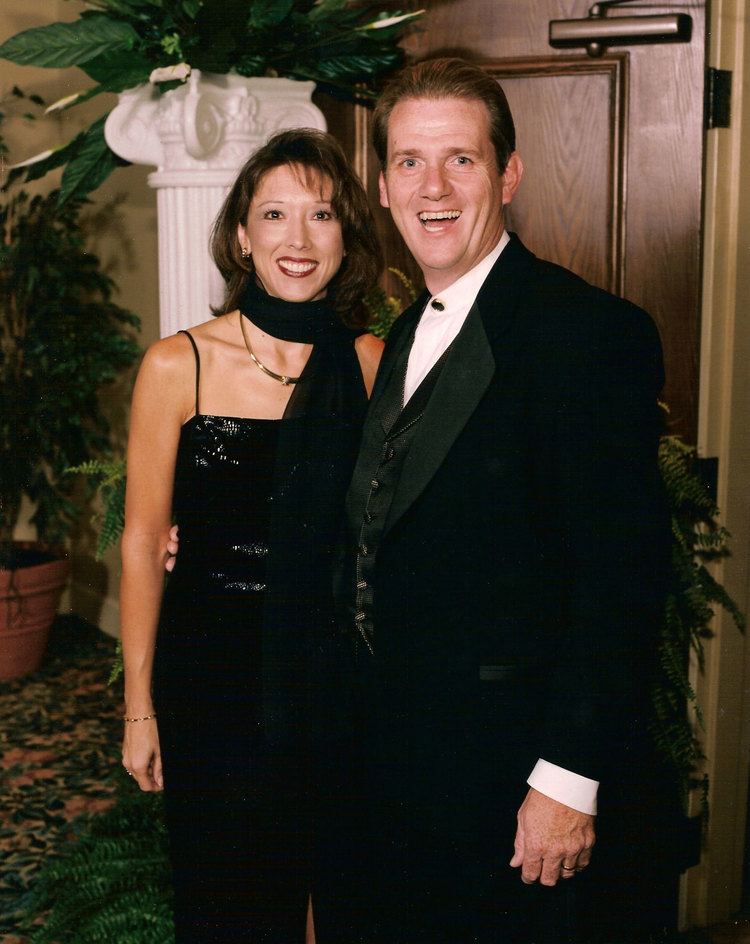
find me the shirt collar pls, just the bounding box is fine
[426,230,510,315]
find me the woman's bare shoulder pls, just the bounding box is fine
[139,331,196,381]
[141,315,235,374]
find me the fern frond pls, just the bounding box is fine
[651,434,745,815]
[68,458,127,557]
[21,785,174,943]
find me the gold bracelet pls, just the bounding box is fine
[123,712,157,723]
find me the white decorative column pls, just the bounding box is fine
[104,71,326,337]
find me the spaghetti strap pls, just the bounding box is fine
[178,329,201,416]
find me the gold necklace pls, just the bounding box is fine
[239,313,301,386]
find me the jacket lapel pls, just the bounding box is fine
[381,234,535,538]
[383,300,495,535]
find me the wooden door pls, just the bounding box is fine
[320,0,706,441]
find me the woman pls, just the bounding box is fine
[119,129,384,943]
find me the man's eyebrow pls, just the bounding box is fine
[390,145,482,160]
[390,148,422,160]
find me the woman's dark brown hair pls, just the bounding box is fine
[211,128,382,329]
[372,57,516,175]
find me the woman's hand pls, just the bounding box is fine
[122,718,164,792]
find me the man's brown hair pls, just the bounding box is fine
[372,57,516,174]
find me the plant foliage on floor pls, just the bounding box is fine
[652,435,745,812]
[17,779,174,944]
[0,1,424,203]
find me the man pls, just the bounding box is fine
[337,57,670,942]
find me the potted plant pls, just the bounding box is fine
[0,93,141,681]
[0,0,424,204]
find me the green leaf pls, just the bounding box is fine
[58,116,128,204]
[3,132,84,190]
[79,49,153,89]
[249,0,295,29]
[0,16,139,69]
[312,49,402,80]
[190,0,247,72]
[83,0,164,13]
[308,0,349,21]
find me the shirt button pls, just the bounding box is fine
[370,479,380,491]
[359,544,369,557]
[354,612,366,622]
[384,447,395,462]
[364,510,374,523]
[356,579,368,590]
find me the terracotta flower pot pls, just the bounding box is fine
[0,542,70,682]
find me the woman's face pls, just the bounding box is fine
[238,163,345,303]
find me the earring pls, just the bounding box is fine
[240,246,250,258]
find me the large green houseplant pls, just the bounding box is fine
[0,0,423,205]
[0,91,141,679]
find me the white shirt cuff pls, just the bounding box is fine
[527,758,599,815]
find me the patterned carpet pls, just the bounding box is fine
[0,615,122,940]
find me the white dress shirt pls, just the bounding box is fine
[404,232,510,404]
[404,232,599,816]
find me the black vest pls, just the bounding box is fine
[344,326,451,654]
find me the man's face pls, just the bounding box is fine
[379,96,522,294]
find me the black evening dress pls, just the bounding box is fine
[152,294,368,944]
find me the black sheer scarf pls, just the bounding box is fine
[240,280,367,744]
[239,278,341,343]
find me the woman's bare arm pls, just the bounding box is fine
[120,334,193,791]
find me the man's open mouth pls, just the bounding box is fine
[419,210,461,222]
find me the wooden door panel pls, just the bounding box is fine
[494,56,627,296]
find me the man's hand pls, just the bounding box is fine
[165,524,179,572]
[510,787,595,886]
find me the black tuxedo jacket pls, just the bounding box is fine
[344,234,669,834]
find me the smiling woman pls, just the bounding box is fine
[118,129,384,943]
[238,164,345,305]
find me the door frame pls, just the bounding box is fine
[684,0,750,927]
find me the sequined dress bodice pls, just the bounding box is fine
[167,413,282,594]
